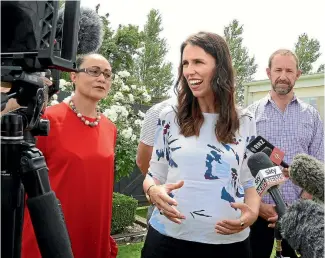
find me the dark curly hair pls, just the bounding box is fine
[174,31,239,144]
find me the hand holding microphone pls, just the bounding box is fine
[247,152,287,227]
[278,153,324,258]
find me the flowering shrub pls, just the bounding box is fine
[55,70,151,181]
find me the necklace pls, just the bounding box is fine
[69,99,101,127]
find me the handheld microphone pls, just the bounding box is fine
[289,154,324,203]
[57,6,104,55]
[280,199,324,258]
[261,147,289,175]
[246,136,289,168]
[247,152,287,217]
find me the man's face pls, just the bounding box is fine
[266,54,301,95]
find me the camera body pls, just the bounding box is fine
[1,1,80,133]
[1,2,81,257]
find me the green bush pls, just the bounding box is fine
[111,192,138,235]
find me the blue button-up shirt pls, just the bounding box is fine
[248,93,324,205]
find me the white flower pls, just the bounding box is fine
[121,128,133,139]
[134,119,143,127]
[128,94,134,103]
[138,110,145,118]
[139,86,147,92]
[121,84,130,92]
[59,79,67,87]
[142,93,151,103]
[117,70,130,78]
[108,105,128,118]
[63,96,71,102]
[131,134,137,141]
[52,94,58,100]
[50,100,59,106]
[60,85,66,92]
[103,108,118,122]
[113,92,124,102]
[130,85,137,90]
[119,106,129,117]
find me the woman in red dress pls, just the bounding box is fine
[22,53,118,258]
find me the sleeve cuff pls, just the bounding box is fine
[243,179,255,190]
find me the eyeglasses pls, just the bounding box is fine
[77,66,114,80]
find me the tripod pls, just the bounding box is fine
[1,72,73,258]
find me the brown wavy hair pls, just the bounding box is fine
[174,32,239,144]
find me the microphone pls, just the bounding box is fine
[246,136,289,168]
[261,147,289,176]
[289,154,324,203]
[280,199,324,258]
[247,152,287,217]
[57,6,104,55]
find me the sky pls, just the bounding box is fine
[81,0,325,82]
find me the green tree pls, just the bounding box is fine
[111,24,143,73]
[224,20,257,106]
[317,64,324,73]
[135,9,173,100]
[294,33,322,74]
[97,5,142,74]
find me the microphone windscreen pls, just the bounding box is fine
[77,7,103,54]
[247,152,274,177]
[290,154,324,202]
[280,199,324,258]
[58,6,103,55]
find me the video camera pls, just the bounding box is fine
[1,1,81,257]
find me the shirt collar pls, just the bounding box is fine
[263,91,298,106]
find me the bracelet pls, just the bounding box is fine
[146,184,156,204]
[146,184,156,195]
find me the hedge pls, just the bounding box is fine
[111,192,138,235]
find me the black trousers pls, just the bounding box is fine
[249,216,299,258]
[141,226,251,258]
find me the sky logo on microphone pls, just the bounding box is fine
[264,167,277,175]
[254,166,286,196]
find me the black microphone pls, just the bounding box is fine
[247,136,289,168]
[280,199,324,258]
[57,6,104,55]
[289,154,324,203]
[247,152,287,218]
[261,147,289,171]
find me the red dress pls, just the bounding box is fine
[22,102,118,258]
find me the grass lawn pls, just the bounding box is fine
[117,241,277,258]
[136,206,148,219]
[117,242,144,258]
